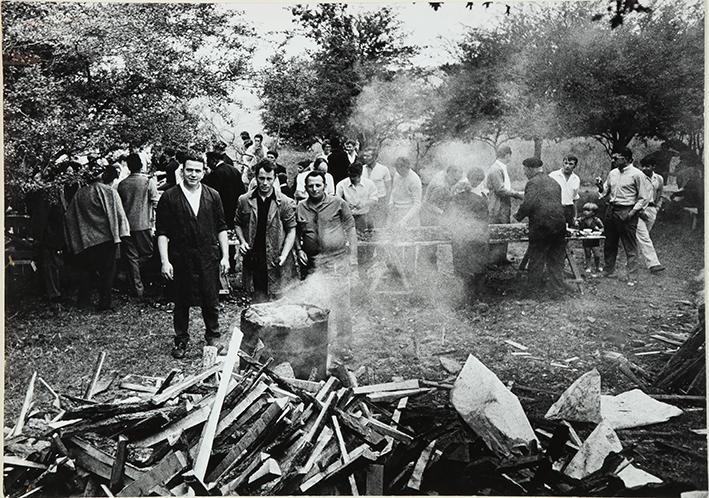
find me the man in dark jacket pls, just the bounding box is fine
[203,151,245,231]
[156,155,230,359]
[514,157,568,294]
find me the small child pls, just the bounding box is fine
[575,202,604,274]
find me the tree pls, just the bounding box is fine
[3,2,253,204]
[258,4,416,146]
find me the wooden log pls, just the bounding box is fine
[11,371,37,437]
[84,352,107,400]
[67,437,144,483]
[332,415,359,495]
[64,400,156,420]
[132,394,217,447]
[352,379,419,395]
[193,329,243,481]
[117,451,189,497]
[60,406,177,437]
[407,439,437,490]
[109,435,129,492]
[151,362,223,405]
[207,397,289,484]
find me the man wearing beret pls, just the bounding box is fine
[514,157,569,295]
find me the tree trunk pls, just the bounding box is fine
[533,137,543,159]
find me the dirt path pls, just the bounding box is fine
[4,214,705,489]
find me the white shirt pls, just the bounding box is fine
[296,171,335,197]
[549,169,580,206]
[335,177,378,215]
[362,162,392,199]
[179,183,202,216]
[346,151,357,165]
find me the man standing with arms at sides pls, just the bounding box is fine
[636,156,665,274]
[361,146,392,229]
[234,160,297,303]
[595,147,652,286]
[549,154,581,227]
[514,157,569,296]
[117,153,160,300]
[159,147,180,191]
[296,170,358,362]
[486,145,524,265]
[156,155,229,359]
[243,133,269,185]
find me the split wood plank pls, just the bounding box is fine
[248,458,282,486]
[332,415,359,495]
[193,329,244,481]
[11,371,37,437]
[117,451,189,497]
[132,394,217,447]
[299,444,375,492]
[38,376,61,408]
[218,452,269,495]
[407,438,437,490]
[334,408,386,450]
[99,484,115,497]
[352,379,419,395]
[280,377,323,393]
[109,435,129,492]
[151,362,224,405]
[364,416,414,444]
[366,464,384,495]
[67,437,144,483]
[504,340,528,351]
[155,369,180,397]
[206,397,289,484]
[215,381,269,436]
[367,387,433,403]
[3,456,48,470]
[300,426,334,475]
[85,352,107,400]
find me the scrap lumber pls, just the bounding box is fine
[109,435,129,492]
[407,439,437,490]
[218,452,269,495]
[247,458,282,486]
[353,379,419,395]
[150,362,224,405]
[193,329,243,480]
[334,408,387,450]
[11,371,37,437]
[132,395,217,447]
[117,451,189,497]
[67,437,144,483]
[299,444,375,492]
[367,387,433,402]
[332,415,359,495]
[300,426,334,474]
[215,381,269,436]
[84,352,107,400]
[366,464,384,495]
[363,416,414,444]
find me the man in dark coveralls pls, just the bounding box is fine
[514,157,569,295]
[156,155,230,359]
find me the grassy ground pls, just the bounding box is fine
[4,204,705,490]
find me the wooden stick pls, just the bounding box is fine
[300,426,334,475]
[407,439,437,490]
[219,452,270,495]
[11,371,37,437]
[299,444,375,492]
[215,381,268,436]
[367,387,433,402]
[364,416,414,444]
[154,369,180,396]
[116,451,188,497]
[150,362,223,405]
[68,437,145,483]
[331,415,359,495]
[38,376,61,408]
[109,435,129,492]
[85,352,107,400]
[352,379,419,395]
[100,484,115,497]
[193,328,244,481]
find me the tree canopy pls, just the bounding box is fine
[3,2,253,201]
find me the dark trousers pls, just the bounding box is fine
[603,205,639,276]
[173,262,221,347]
[251,251,269,304]
[76,242,117,308]
[563,205,575,227]
[123,230,153,298]
[528,236,566,290]
[37,246,63,300]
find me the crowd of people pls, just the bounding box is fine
[21,134,703,359]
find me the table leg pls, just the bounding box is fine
[565,245,584,294]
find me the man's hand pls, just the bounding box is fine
[639,210,649,222]
[297,249,308,266]
[161,261,174,280]
[278,253,288,266]
[239,241,251,255]
[220,257,229,275]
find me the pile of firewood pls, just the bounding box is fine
[654,321,706,395]
[4,331,690,497]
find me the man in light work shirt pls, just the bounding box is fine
[361,146,392,228]
[595,147,652,285]
[336,162,378,268]
[296,170,358,362]
[636,156,665,274]
[388,157,422,228]
[549,154,581,226]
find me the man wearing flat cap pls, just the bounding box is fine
[515,157,569,295]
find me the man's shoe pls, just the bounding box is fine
[171,344,187,359]
[603,271,617,279]
[649,265,666,274]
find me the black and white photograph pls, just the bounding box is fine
[3,0,706,495]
